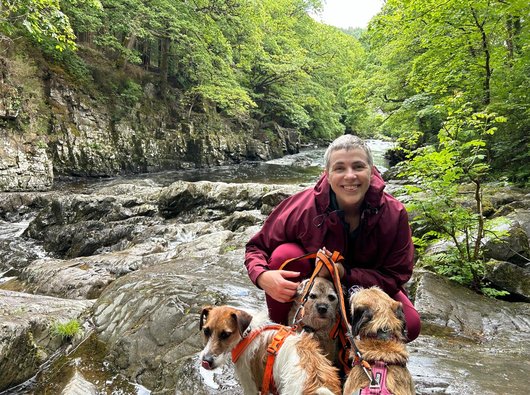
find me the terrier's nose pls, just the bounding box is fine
[317,304,328,315]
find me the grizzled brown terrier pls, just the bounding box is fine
[343,286,415,395]
[288,277,341,365]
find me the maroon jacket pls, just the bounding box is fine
[245,170,414,295]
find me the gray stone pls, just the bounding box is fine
[482,219,530,266]
[414,270,530,341]
[485,260,530,301]
[61,371,97,395]
[0,290,93,391]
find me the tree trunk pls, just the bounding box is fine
[119,33,137,69]
[471,8,491,105]
[159,36,170,97]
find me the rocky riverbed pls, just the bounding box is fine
[1,176,529,394]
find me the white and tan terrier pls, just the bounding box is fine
[199,305,341,395]
[288,277,341,365]
[343,286,415,395]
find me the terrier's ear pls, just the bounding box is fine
[297,279,310,296]
[231,310,253,337]
[199,306,213,330]
[351,305,373,337]
[393,302,408,340]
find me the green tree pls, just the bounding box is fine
[0,0,101,51]
[355,0,529,183]
[402,95,508,296]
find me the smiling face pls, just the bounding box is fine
[327,148,372,214]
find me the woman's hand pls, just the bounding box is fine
[257,270,300,303]
[316,247,345,279]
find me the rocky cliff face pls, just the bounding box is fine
[0,48,300,192]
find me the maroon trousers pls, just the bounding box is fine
[264,243,421,342]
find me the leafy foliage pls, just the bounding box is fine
[401,96,509,295]
[357,0,530,184]
[52,319,82,340]
[0,0,102,51]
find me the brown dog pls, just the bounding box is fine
[343,287,415,395]
[199,305,341,395]
[288,277,340,364]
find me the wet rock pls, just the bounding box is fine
[20,258,114,299]
[414,270,530,341]
[91,222,262,394]
[485,260,530,301]
[220,210,263,232]
[0,290,93,391]
[409,271,530,394]
[260,188,303,215]
[92,254,262,393]
[506,208,530,239]
[23,192,160,257]
[158,180,300,220]
[482,219,530,266]
[61,370,97,395]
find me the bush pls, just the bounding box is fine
[52,319,82,341]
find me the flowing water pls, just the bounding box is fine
[53,139,394,192]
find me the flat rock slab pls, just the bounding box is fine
[410,271,530,394]
[0,290,94,391]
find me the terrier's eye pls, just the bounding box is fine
[219,331,231,340]
[309,293,317,300]
[203,328,211,337]
[328,295,337,302]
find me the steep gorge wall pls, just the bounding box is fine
[0,47,300,191]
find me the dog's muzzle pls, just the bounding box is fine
[316,303,329,315]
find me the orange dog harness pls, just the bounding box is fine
[231,324,295,395]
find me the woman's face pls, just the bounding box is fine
[327,148,372,213]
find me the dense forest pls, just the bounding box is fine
[1,0,529,184]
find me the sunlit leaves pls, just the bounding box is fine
[1,0,101,51]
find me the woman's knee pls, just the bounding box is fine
[269,243,310,272]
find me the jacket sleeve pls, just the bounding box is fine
[244,194,304,285]
[344,208,414,295]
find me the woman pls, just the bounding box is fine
[244,134,421,341]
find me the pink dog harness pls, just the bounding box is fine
[358,361,393,395]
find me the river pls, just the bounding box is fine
[53,139,394,192]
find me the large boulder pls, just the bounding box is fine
[482,219,530,266]
[158,180,301,220]
[409,271,530,394]
[485,260,530,301]
[0,290,93,391]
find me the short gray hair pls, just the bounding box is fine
[324,134,373,171]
